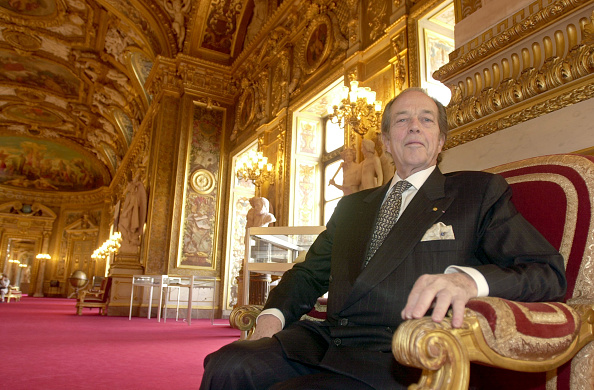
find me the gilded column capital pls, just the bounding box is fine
[176,54,235,103]
[145,56,183,97]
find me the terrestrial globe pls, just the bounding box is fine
[68,270,88,298]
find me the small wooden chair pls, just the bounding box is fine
[76,277,112,315]
[6,286,22,302]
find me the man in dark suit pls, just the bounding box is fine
[200,88,566,389]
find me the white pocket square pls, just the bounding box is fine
[421,222,455,241]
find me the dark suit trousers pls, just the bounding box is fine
[200,336,375,390]
[200,320,421,389]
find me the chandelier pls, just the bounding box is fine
[236,150,274,188]
[9,258,28,268]
[328,78,382,136]
[91,232,122,260]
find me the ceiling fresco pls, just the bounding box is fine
[0,0,263,193]
[0,135,108,191]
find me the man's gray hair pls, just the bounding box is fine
[380,88,448,142]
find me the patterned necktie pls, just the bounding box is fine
[364,180,412,267]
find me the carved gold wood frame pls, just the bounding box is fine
[408,0,448,88]
[299,14,334,75]
[236,87,255,131]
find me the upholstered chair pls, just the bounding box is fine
[76,277,112,315]
[393,154,594,389]
[230,154,594,389]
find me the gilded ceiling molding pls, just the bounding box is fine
[442,10,594,139]
[0,0,66,28]
[201,0,244,54]
[444,79,594,150]
[0,185,110,206]
[435,0,592,81]
[145,56,183,97]
[230,0,297,69]
[176,54,235,103]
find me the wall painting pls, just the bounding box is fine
[179,106,223,268]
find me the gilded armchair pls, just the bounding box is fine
[393,154,594,389]
[230,154,594,388]
[76,276,112,315]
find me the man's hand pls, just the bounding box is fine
[401,273,478,328]
[249,314,283,340]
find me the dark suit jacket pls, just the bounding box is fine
[264,168,566,389]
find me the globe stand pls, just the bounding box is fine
[68,271,89,299]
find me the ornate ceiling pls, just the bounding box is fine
[0,0,262,193]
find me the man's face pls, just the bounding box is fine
[382,91,444,178]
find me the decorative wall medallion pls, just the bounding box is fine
[237,87,254,130]
[190,169,216,194]
[299,15,333,74]
[4,30,42,51]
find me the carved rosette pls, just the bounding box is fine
[229,304,263,335]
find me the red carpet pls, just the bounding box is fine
[0,296,240,389]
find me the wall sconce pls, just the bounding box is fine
[36,253,51,261]
[91,232,122,260]
[236,150,274,188]
[328,77,382,136]
[8,259,19,264]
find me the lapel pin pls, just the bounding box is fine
[432,207,438,211]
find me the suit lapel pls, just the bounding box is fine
[341,168,454,311]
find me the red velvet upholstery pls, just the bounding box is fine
[475,154,594,390]
[491,156,594,302]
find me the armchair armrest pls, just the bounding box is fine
[229,305,263,339]
[78,289,103,300]
[392,297,594,390]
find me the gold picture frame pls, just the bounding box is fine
[299,15,333,75]
[236,87,255,131]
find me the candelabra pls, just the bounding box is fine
[236,150,274,188]
[328,78,382,136]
